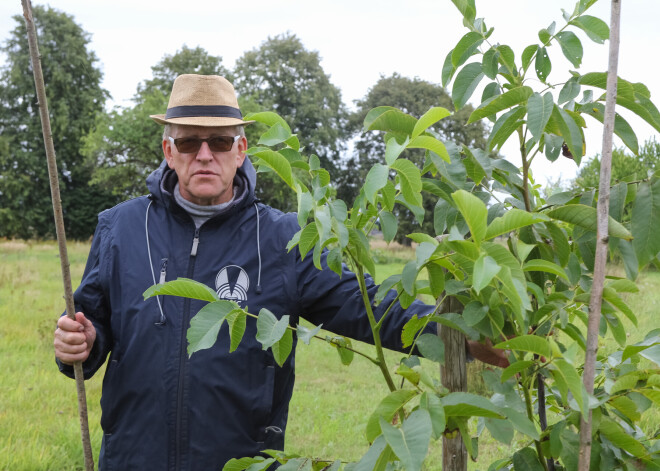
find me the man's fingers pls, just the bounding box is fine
[57,314,85,332]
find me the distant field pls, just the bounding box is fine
[0,240,657,470]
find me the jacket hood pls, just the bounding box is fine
[146,157,258,210]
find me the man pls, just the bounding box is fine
[54,74,505,470]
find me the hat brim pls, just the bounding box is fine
[150,114,254,127]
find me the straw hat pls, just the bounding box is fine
[150,74,254,127]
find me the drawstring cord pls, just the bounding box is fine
[254,202,262,294]
[146,200,167,325]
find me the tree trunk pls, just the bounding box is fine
[439,296,467,471]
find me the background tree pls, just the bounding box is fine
[337,73,489,244]
[573,137,660,189]
[0,6,113,240]
[83,46,229,198]
[233,33,348,210]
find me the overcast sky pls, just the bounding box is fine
[2,0,659,184]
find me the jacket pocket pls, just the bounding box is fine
[255,362,275,443]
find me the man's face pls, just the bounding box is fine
[163,125,247,206]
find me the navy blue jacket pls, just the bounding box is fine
[58,158,433,470]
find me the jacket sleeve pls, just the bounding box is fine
[56,216,113,380]
[296,247,435,353]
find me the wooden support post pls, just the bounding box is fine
[438,296,467,471]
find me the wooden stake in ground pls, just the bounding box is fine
[20,1,95,469]
[577,1,622,470]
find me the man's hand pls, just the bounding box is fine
[466,338,510,368]
[54,312,96,365]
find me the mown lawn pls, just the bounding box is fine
[0,240,657,470]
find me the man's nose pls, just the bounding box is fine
[196,141,213,160]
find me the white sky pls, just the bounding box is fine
[1,0,659,185]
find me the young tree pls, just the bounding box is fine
[233,33,349,210]
[0,5,114,239]
[337,74,489,244]
[83,46,229,198]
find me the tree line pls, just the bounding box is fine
[0,5,655,242]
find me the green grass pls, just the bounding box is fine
[0,240,658,470]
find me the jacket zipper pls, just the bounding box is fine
[174,228,200,470]
[159,258,168,284]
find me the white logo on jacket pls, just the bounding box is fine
[215,265,249,305]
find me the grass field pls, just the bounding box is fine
[0,240,657,470]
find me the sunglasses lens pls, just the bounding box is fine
[172,136,236,153]
[174,138,202,153]
[208,136,235,152]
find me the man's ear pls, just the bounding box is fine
[236,136,248,167]
[163,138,175,169]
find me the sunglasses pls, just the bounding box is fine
[167,135,240,154]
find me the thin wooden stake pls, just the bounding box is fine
[577,1,621,469]
[20,1,95,469]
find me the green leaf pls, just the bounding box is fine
[551,359,588,417]
[485,209,548,240]
[513,447,544,471]
[522,44,538,71]
[547,204,632,240]
[482,47,500,79]
[412,107,451,139]
[271,328,293,367]
[463,301,488,326]
[401,315,427,348]
[523,259,569,281]
[401,260,418,296]
[609,396,641,422]
[243,111,292,132]
[488,106,527,151]
[384,136,409,166]
[452,62,485,110]
[328,336,354,366]
[602,287,637,326]
[632,179,660,266]
[257,122,291,147]
[380,410,432,471]
[224,457,276,471]
[484,417,514,444]
[472,254,501,294]
[495,335,552,358]
[535,46,551,82]
[391,159,423,207]
[501,360,535,382]
[442,50,456,88]
[556,31,583,67]
[552,105,583,164]
[426,263,445,298]
[296,323,322,345]
[354,436,393,471]
[442,392,504,418]
[558,76,581,104]
[527,92,554,141]
[452,31,484,67]
[364,164,389,204]
[225,310,247,353]
[408,135,450,163]
[379,210,398,243]
[616,93,660,133]
[580,102,639,155]
[496,44,516,74]
[296,191,313,227]
[452,190,488,245]
[569,15,609,44]
[187,300,240,356]
[417,333,445,363]
[366,389,418,442]
[250,149,295,190]
[256,310,290,350]
[502,407,540,440]
[598,416,648,458]
[298,222,319,258]
[468,86,534,124]
[419,392,446,440]
[451,0,476,25]
[363,106,417,135]
[143,278,219,302]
